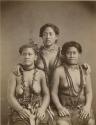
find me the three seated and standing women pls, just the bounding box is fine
[7,23,95,125]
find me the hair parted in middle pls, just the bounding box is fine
[39,23,60,37]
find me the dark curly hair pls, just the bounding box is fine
[61,41,82,55]
[19,42,39,55]
[39,23,60,37]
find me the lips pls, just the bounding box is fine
[46,39,51,42]
[68,58,76,60]
[24,60,31,62]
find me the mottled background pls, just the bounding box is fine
[1,1,96,125]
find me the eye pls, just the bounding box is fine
[22,53,27,56]
[43,32,47,36]
[73,51,76,54]
[49,32,52,36]
[28,53,33,56]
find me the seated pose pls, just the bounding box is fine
[51,41,95,125]
[7,43,50,125]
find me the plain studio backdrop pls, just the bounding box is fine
[1,1,96,125]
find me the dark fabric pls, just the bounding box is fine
[54,108,94,125]
[8,110,50,125]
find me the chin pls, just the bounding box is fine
[23,62,33,67]
[46,43,52,46]
[46,41,53,45]
[27,63,33,66]
[67,61,78,65]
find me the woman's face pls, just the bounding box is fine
[42,27,57,47]
[65,46,80,65]
[21,48,36,66]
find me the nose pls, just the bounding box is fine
[25,54,30,59]
[70,53,74,57]
[46,34,50,39]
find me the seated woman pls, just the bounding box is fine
[7,43,50,125]
[51,41,95,125]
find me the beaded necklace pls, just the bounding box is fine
[38,47,60,87]
[18,65,38,107]
[64,65,84,107]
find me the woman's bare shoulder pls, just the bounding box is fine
[36,56,44,69]
[36,68,45,77]
[54,65,64,74]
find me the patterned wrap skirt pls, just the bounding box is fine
[8,94,50,125]
[52,94,95,125]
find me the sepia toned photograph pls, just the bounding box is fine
[1,1,96,125]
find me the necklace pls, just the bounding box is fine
[64,64,84,106]
[20,66,38,94]
[20,64,35,71]
[66,64,79,71]
[43,44,58,53]
[16,64,38,108]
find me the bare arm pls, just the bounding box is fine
[37,71,50,120]
[51,67,70,116]
[7,73,30,119]
[51,68,63,110]
[80,71,93,119]
[40,72,50,111]
[85,73,93,109]
[7,73,23,112]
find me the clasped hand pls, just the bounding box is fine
[58,107,70,117]
[19,108,30,119]
[37,107,45,120]
[19,107,45,121]
[80,105,90,119]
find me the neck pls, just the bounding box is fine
[44,44,57,50]
[22,64,35,71]
[65,63,79,70]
